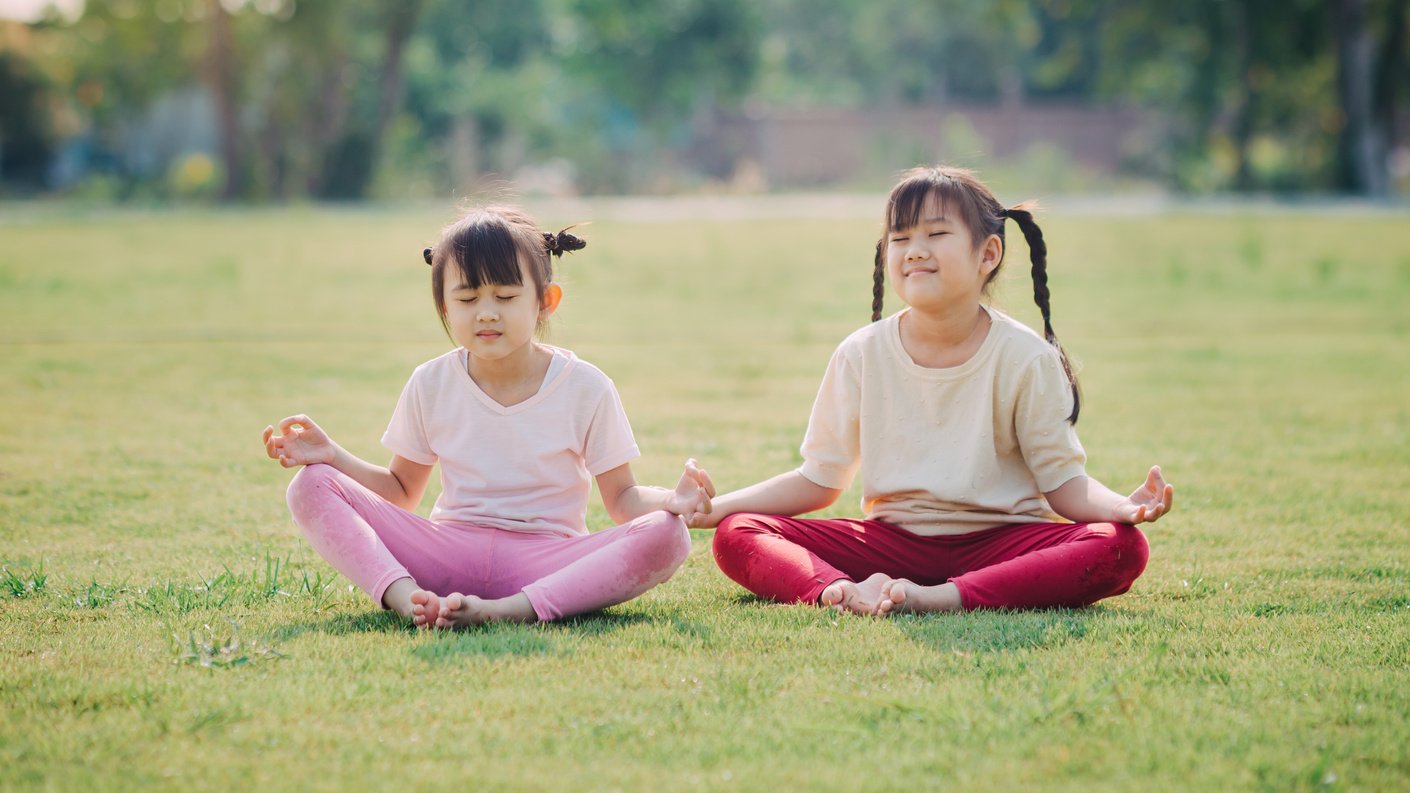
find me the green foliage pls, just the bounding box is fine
[8,0,1407,196]
[2,562,46,597]
[169,619,286,669]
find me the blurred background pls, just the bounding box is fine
[1,0,1406,202]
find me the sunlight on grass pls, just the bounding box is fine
[2,203,1408,790]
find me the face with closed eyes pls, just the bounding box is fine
[884,193,1002,315]
[441,256,560,363]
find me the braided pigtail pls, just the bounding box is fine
[1004,206,1082,424]
[871,239,886,322]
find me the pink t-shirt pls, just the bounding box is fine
[381,346,640,537]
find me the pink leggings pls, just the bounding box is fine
[713,514,1149,610]
[286,464,692,621]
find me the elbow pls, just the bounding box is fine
[812,487,843,512]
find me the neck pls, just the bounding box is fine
[465,342,549,389]
[903,303,987,345]
[897,304,991,369]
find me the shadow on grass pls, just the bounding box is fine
[889,604,1181,655]
[409,610,656,663]
[890,608,1100,654]
[269,609,409,641]
[267,606,659,661]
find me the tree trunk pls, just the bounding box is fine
[372,0,421,154]
[1335,0,1389,196]
[207,0,243,201]
[1375,0,1408,160]
[316,0,422,200]
[1230,0,1255,191]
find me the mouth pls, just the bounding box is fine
[903,266,938,277]
[475,330,502,340]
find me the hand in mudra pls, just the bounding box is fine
[665,458,716,518]
[1114,465,1174,524]
[262,415,336,468]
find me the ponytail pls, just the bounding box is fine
[1002,207,1081,423]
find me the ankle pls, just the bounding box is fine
[381,577,418,617]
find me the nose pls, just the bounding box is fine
[476,305,498,321]
[905,240,928,261]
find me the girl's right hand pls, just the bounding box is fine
[262,414,337,468]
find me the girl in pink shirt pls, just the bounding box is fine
[693,167,1174,616]
[263,206,714,628]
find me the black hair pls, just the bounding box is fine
[423,206,585,339]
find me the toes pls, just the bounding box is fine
[442,593,464,615]
[819,583,844,607]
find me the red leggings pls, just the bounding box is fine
[712,514,1149,610]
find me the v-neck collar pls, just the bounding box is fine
[457,346,576,415]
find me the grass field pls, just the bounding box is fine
[2,199,1408,791]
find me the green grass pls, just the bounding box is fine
[2,201,1408,791]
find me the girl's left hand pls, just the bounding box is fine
[665,458,716,518]
[1115,465,1174,524]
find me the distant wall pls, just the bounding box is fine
[700,104,1150,188]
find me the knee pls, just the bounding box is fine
[711,513,748,556]
[638,511,692,571]
[1099,522,1150,586]
[285,463,340,513]
[711,513,768,566]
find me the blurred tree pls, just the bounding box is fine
[0,51,56,187]
[1335,0,1406,195]
[206,0,242,199]
[560,0,760,190]
[6,0,1403,197]
[400,0,557,192]
[315,0,425,199]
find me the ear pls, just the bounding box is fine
[978,234,1003,277]
[539,283,563,319]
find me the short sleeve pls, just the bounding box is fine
[381,372,437,465]
[797,345,862,490]
[583,380,640,476]
[1014,349,1086,492]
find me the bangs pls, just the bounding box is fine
[885,170,994,244]
[443,218,531,290]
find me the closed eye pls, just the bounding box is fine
[889,236,909,243]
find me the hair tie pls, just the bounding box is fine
[997,209,1010,221]
[422,247,433,266]
[544,228,587,258]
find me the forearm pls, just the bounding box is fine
[709,470,841,521]
[1044,474,1126,524]
[606,485,677,525]
[327,446,418,510]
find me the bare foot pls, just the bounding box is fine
[877,579,963,615]
[437,592,537,628]
[409,589,442,629]
[819,573,895,616]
